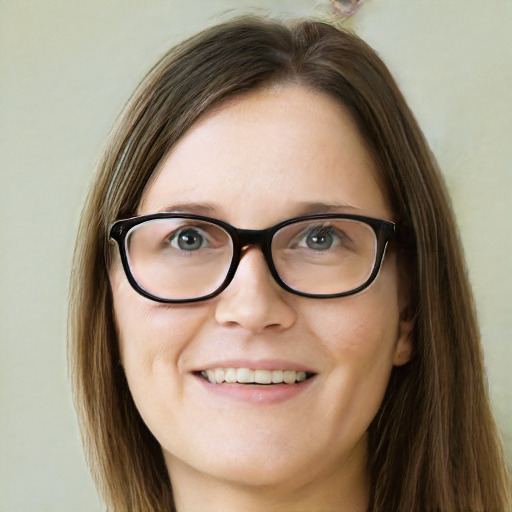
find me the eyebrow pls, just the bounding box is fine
[155,201,358,218]
[156,202,217,215]
[291,201,359,215]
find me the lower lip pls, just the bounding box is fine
[193,374,316,405]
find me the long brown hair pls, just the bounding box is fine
[68,17,511,511]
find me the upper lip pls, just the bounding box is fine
[192,358,317,373]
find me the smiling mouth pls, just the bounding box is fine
[198,368,315,385]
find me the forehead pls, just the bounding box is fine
[139,85,392,226]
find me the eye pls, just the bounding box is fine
[304,227,336,250]
[169,227,208,251]
[294,225,351,251]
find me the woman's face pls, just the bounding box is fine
[110,85,411,502]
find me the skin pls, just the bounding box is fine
[110,85,412,512]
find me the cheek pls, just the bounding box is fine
[307,286,401,363]
[109,267,209,399]
[110,284,218,447]
[114,299,208,372]
[301,267,402,406]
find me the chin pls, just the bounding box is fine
[164,432,344,492]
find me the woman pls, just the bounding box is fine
[68,16,511,512]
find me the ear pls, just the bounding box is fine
[392,309,413,366]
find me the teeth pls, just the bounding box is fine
[254,369,272,384]
[237,368,254,383]
[225,368,237,383]
[283,370,296,384]
[271,370,283,383]
[200,368,310,385]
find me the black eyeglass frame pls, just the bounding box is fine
[109,213,401,303]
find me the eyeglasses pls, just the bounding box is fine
[109,213,400,303]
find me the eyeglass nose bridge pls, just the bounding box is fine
[225,226,280,286]
[236,228,267,247]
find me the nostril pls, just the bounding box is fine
[213,248,297,332]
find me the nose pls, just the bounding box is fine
[214,247,297,334]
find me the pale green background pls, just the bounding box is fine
[0,1,510,510]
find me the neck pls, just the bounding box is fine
[165,437,369,512]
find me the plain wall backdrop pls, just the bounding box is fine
[1,1,510,510]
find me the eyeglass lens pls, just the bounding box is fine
[124,217,378,300]
[272,218,376,295]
